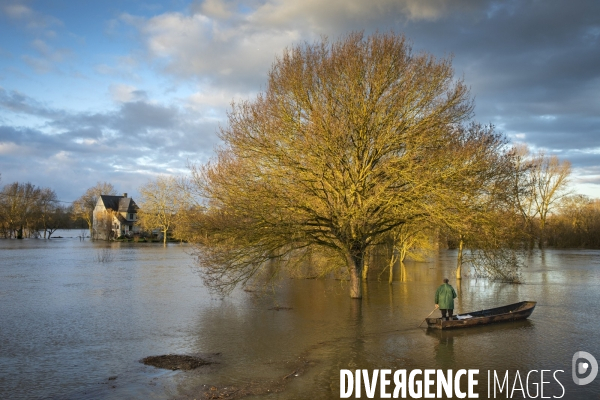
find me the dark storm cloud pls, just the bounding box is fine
[501,115,600,150]
[0,95,220,200]
[113,101,178,134]
[565,151,600,170]
[0,92,197,155]
[128,0,599,155]
[45,99,218,154]
[0,87,65,119]
[0,125,70,153]
[2,0,599,198]
[394,0,600,153]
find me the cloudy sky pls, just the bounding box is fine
[1,0,599,202]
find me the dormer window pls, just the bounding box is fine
[129,213,134,220]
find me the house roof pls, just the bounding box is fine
[98,195,139,213]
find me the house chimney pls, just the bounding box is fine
[123,193,127,198]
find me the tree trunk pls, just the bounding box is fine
[163,228,167,246]
[347,252,364,299]
[389,247,399,284]
[362,250,369,280]
[526,220,535,250]
[400,261,407,282]
[456,237,463,280]
[86,214,94,240]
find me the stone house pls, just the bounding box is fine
[92,193,140,240]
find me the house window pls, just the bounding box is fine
[129,213,134,220]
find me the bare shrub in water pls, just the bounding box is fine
[464,248,525,283]
[96,248,115,263]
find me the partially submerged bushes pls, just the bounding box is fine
[463,248,525,283]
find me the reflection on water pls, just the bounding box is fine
[1,233,599,399]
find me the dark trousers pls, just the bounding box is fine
[441,309,454,320]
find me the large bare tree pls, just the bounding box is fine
[510,145,571,248]
[72,182,116,238]
[38,188,59,238]
[0,182,41,238]
[0,181,71,238]
[532,152,571,248]
[191,32,511,298]
[137,176,190,246]
[509,144,538,247]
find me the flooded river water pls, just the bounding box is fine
[1,231,599,399]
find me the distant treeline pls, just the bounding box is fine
[545,195,600,248]
[2,178,600,248]
[0,181,87,239]
[441,194,600,250]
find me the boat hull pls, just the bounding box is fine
[426,301,536,330]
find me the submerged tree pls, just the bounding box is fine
[453,206,528,283]
[0,181,71,238]
[190,32,511,298]
[509,145,571,248]
[438,123,517,280]
[72,182,116,238]
[38,188,59,238]
[509,144,538,247]
[0,182,41,238]
[137,176,191,246]
[42,204,70,239]
[378,222,435,284]
[531,152,571,248]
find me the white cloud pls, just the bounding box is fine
[197,0,233,19]
[142,12,211,59]
[0,142,21,155]
[49,150,74,163]
[3,3,33,19]
[109,84,146,103]
[114,11,280,99]
[120,0,482,95]
[124,10,302,93]
[22,54,53,73]
[95,56,140,80]
[2,3,69,74]
[30,38,69,63]
[187,88,237,110]
[247,0,470,31]
[2,1,63,31]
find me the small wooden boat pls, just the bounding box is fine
[426,301,536,330]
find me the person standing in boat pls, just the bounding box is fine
[435,278,457,321]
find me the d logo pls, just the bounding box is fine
[572,351,598,385]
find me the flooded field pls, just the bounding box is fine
[1,231,599,399]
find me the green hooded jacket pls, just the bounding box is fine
[435,283,457,309]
